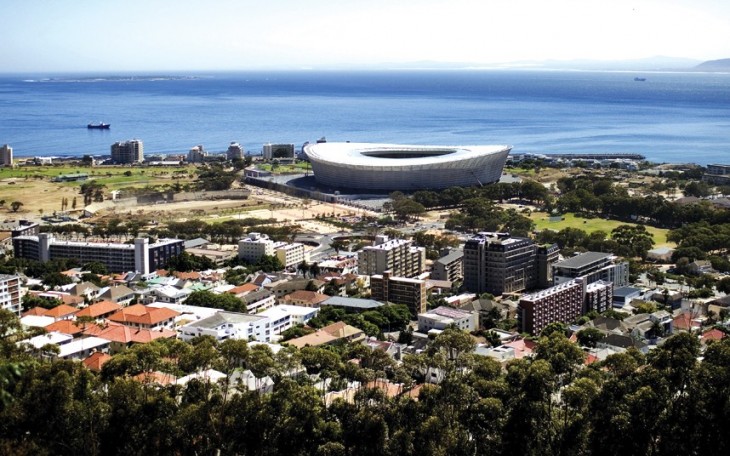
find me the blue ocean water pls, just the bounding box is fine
[1,70,729,164]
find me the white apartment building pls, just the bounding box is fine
[418,306,478,333]
[238,233,275,263]
[179,311,272,342]
[0,274,22,315]
[0,144,13,167]
[358,236,426,278]
[274,242,305,269]
[259,304,319,335]
[187,145,208,163]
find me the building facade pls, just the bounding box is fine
[187,145,208,163]
[0,144,13,167]
[552,251,629,288]
[370,271,427,316]
[417,306,478,333]
[0,275,22,315]
[111,140,144,164]
[464,232,558,296]
[274,242,305,269]
[431,250,463,282]
[12,229,183,274]
[226,142,244,161]
[359,236,426,278]
[238,233,275,263]
[179,311,272,343]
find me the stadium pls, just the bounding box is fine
[303,142,512,191]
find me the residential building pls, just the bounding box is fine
[463,232,558,295]
[431,250,463,282]
[274,242,305,268]
[241,289,276,313]
[517,278,613,336]
[418,306,478,333]
[370,271,427,316]
[12,230,184,274]
[320,296,384,312]
[226,142,244,161]
[280,290,329,307]
[265,278,325,299]
[187,145,207,163]
[111,139,144,164]
[518,280,583,336]
[238,232,275,263]
[359,236,426,278]
[179,311,272,342]
[74,301,121,321]
[259,304,319,335]
[552,251,629,287]
[537,244,561,287]
[0,274,22,315]
[612,286,643,308]
[0,144,12,167]
[286,321,365,349]
[57,337,110,360]
[263,143,295,160]
[98,285,136,305]
[703,164,730,185]
[107,304,180,331]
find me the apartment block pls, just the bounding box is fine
[179,311,272,342]
[552,251,629,288]
[0,274,22,315]
[431,250,463,282]
[418,306,477,333]
[370,271,427,316]
[464,232,558,296]
[517,278,614,336]
[274,242,305,268]
[226,142,244,161]
[0,144,13,167]
[359,236,426,278]
[111,140,144,164]
[12,229,183,274]
[238,233,275,263]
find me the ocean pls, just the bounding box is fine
[1,70,729,164]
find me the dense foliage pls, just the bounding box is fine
[1,310,729,455]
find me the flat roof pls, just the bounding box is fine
[322,296,384,309]
[184,311,266,329]
[554,251,612,270]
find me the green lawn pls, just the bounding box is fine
[530,212,673,247]
[257,162,311,174]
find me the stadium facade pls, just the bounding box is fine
[303,142,511,191]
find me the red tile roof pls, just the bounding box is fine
[133,371,177,386]
[173,271,200,280]
[227,283,259,295]
[96,323,177,344]
[45,319,84,336]
[108,304,180,326]
[283,290,330,306]
[22,307,48,317]
[82,352,112,372]
[43,304,79,319]
[75,301,121,319]
[701,328,726,342]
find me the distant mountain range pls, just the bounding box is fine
[347,56,730,72]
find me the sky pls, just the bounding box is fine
[2,0,730,72]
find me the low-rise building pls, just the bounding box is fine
[417,306,478,333]
[286,321,365,349]
[370,271,427,316]
[107,304,180,331]
[259,305,319,335]
[241,289,276,313]
[0,274,22,315]
[179,311,272,342]
[320,296,384,312]
[280,290,330,307]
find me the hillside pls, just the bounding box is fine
[693,58,730,72]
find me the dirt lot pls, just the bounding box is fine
[0,177,82,221]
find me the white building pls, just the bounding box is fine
[0,274,22,315]
[238,233,276,263]
[418,306,478,333]
[274,242,305,269]
[259,304,319,335]
[187,145,208,163]
[179,311,272,342]
[359,236,425,278]
[57,337,111,360]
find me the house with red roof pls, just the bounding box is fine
[82,352,112,372]
[94,322,177,353]
[75,301,121,321]
[42,304,79,321]
[107,304,180,330]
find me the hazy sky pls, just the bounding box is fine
[2,0,730,72]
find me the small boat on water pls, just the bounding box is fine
[87,122,110,129]
[634,77,646,82]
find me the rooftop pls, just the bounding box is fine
[554,251,612,270]
[322,296,384,309]
[184,311,266,330]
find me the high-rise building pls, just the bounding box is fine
[0,144,13,167]
[227,142,244,161]
[111,140,144,164]
[187,145,207,163]
[463,232,559,296]
[0,275,22,315]
[358,236,426,278]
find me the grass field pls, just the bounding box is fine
[257,162,310,174]
[530,212,673,247]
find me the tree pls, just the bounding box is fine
[611,224,655,259]
[9,201,23,212]
[576,327,606,348]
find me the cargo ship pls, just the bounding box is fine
[87,123,110,129]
